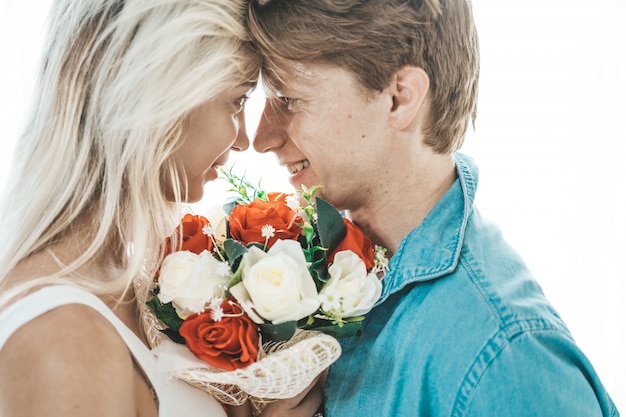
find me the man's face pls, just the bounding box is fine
[253,62,393,211]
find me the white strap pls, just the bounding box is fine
[0,285,157,380]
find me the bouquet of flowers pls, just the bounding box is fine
[144,168,388,408]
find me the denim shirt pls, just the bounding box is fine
[324,153,619,417]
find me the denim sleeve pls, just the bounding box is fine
[458,329,618,417]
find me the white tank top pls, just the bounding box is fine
[0,285,227,417]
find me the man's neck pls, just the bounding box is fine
[348,153,457,257]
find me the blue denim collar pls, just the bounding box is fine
[376,153,478,306]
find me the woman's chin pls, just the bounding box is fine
[206,165,220,181]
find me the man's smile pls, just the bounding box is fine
[287,159,310,174]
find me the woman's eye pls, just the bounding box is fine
[233,95,249,112]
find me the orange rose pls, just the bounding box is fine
[165,214,214,255]
[228,197,301,248]
[179,299,259,371]
[328,218,375,270]
[266,191,290,204]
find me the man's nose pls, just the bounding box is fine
[253,100,285,154]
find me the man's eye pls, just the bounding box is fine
[278,96,297,110]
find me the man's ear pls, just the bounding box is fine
[387,66,429,130]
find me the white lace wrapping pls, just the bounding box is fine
[135,271,341,411]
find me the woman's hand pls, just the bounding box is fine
[228,369,327,417]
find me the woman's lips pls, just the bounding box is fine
[206,160,226,181]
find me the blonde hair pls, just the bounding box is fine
[0,0,259,304]
[248,0,479,153]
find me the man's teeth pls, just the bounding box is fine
[288,160,310,174]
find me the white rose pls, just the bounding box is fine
[319,250,382,319]
[157,250,231,317]
[229,239,320,324]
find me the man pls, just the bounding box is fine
[247,0,619,416]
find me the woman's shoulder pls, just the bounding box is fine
[0,301,138,416]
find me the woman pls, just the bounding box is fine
[0,0,319,416]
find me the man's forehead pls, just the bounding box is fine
[273,61,332,91]
[289,62,326,81]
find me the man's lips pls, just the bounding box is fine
[286,159,310,175]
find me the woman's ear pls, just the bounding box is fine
[387,65,429,130]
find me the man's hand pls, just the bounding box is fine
[228,369,327,417]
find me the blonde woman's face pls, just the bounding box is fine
[170,86,252,202]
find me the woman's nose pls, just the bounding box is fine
[232,110,249,152]
[253,100,285,154]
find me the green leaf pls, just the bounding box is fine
[316,198,347,253]
[160,328,186,344]
[255,189,269,201]
[226,262,243,290]
[258,321,297,343]
[304,320,364,339]
[222,197,239,215]
[246,242,266,251]
[223,238,248,263]
[311,261,330,288]
[343,315,366,323]
[146,296,184,331]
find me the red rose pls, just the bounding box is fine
[228,196,301,248]
[179,299,259,371]
[328,218,375,270]
[165,214,214,255]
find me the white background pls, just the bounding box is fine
[1,0,624,411]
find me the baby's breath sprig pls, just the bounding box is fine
[201,222,228,263]
[372,245,389,275]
